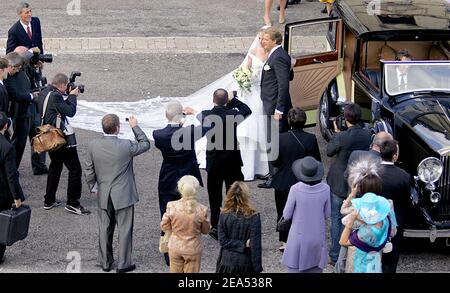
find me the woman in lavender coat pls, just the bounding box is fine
[282,156,331,273]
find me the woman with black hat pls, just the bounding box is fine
[281,156,330,273]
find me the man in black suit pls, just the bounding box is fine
[6,2,44,54]
[13,46,48,175]
[38,73,89,215]
[378,139,411,273]
[0,59,9,115]
[326,103,372,264]
[259,27,293,188]
[4,52,36,169]
[0,112,25,264]
[153,101,204,264]
[199,89,251,239]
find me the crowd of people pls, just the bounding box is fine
[0,2,413,274]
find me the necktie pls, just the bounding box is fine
[26,25,32,40]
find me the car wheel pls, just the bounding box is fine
[319,89,333,142]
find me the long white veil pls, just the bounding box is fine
[69,27,267,167]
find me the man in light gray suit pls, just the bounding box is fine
[85,114,150,273]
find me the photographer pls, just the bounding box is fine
[4,52,36,170]
[14,46,49,175]
[37,73,90,215]
[325,103,372,265]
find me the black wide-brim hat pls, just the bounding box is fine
[291,156,324,182]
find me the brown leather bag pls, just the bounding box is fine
[31,92,66,153]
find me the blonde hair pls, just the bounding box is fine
[177,175,200,214]
[263,27,283,45]
[222,181,256,217]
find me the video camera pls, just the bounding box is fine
[67,71,85,94]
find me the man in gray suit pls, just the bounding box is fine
[85,114,150,273]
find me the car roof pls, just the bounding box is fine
[336,0,450,37]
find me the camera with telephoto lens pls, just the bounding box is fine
[30,51,53,66]
[67,71,85,94]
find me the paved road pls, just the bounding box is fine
[0,0,325,38]
[0,1,448,273]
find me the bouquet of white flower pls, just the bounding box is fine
[232,66,253,92]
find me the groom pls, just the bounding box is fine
[259,27,292,188]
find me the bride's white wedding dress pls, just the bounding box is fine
[68,29,269,181]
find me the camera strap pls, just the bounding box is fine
[41,91,61,129]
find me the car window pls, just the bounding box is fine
[384,62,450,95]
[288,20,339,57]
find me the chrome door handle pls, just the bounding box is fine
[313,58,324,64]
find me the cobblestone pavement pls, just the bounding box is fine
[0,0,449,274]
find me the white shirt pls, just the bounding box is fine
[267,45,284,115]
[0,80,3,86]
[396,67,407,87]
[20,20,32,35]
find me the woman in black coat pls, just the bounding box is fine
[271,107,321,251]
[216,181,263,273]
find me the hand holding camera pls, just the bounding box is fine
[127,115,138,128]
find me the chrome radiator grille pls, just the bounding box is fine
[438,155,450,217]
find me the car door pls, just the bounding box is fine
[285,17,343,126]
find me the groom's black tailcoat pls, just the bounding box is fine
[260,46,292,133]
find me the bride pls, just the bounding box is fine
[69,27,271,181]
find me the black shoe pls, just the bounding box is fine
[65,205,91,215]
[44,200,62,210]
[209,228,218,241]
[116,264,136,273]
[288,0,300,4]
[102,265,112,272]
[255,173,271,180]
[164,253,170,267]
[257,177,273,189]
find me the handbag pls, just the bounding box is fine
[159,231,171,253]
[276,216,292,233]
[31,92,66,153]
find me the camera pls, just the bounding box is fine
[67,71,85,94]
[335,114,347,131]
[30,51,53,66]
[125,118,129,122]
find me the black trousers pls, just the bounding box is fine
[45,146,82,206]
[207,164,244,229]
[382,227,403,273]
[265,114,289,176]
[11,117,31,169]
[274,190,289,242]
[28,103,47,174]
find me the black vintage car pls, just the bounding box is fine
[284,0,450,243]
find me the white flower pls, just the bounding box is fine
[264,64,271,71]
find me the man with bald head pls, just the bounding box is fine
[85,114,150,273]
[13,45,49,175]
[4,51,36,169]
[346,131,393,169]
[153,101,205,265]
